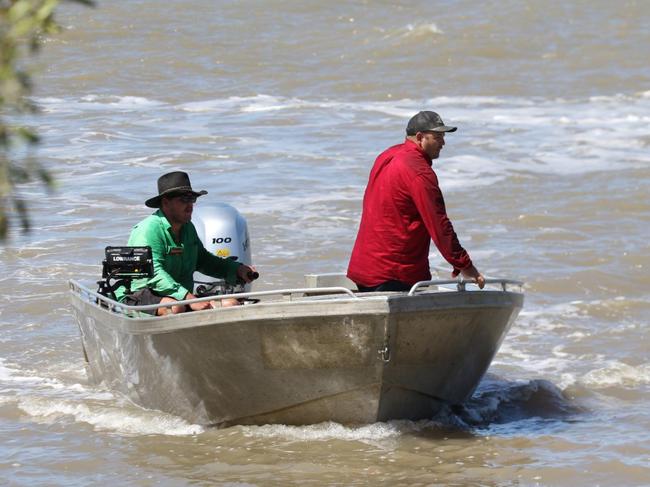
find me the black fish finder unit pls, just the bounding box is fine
[97,246,154,300]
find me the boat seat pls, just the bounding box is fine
[303,273,358,293]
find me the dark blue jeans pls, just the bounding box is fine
[356,280,411,293]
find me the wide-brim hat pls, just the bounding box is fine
[406,111,457,135]
[145,171,208,208]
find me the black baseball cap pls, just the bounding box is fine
[406,111,457,135]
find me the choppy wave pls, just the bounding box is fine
[0,358,81,392]
[456,377,582,428]
[1,358,203,436]
[33,91,650,195]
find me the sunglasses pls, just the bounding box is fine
[172,193,197,204]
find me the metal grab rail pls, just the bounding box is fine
[408,278,524,296]
[70,272,524,317]
[69,280,359,315]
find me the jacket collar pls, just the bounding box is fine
[404,138,433,165]
[154,209,172,229]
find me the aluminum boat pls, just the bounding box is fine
[69,272,523,426]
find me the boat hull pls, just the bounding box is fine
[70,287,523,426]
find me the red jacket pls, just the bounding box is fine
[347,139,472,287]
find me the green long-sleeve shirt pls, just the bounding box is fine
[114,210,241,302]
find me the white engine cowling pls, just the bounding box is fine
[192,203,252,295]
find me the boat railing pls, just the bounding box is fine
[304,270,524,296]
[406,266,525,295]
[407,278,524,296]
[69,280,360,317]
[70,271,524,317]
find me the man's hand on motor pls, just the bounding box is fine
[237,264,258,284]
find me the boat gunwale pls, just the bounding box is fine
[69,278,523,316]
[69,279,524,336]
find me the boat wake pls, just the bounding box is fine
[237,376,583,443]
[434,374,584,433]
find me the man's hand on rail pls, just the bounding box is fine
[456,264,485,289]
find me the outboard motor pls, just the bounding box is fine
[192,203,253,296]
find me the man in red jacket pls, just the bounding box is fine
[347,111,485,292]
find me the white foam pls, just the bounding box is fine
[178,94,291,113]
[394,22,444,38]
[80,94,165,108]
[240,96,307,113]
[36,96,66,104]
[235,190,362,217]
[0,358,113,401]
[0,359,64,389]
[241,419,440,442]
[35,95,165,113]
[438,154,512,188]
[580,361,650,388]
[17,397,204,436]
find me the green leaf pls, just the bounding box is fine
[66,0,96,6]
[37,165,54,187]
[13,195,30,233]
[0,209,7,240]
[16,127,40,144]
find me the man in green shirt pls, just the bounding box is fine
[115,171,256,315]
